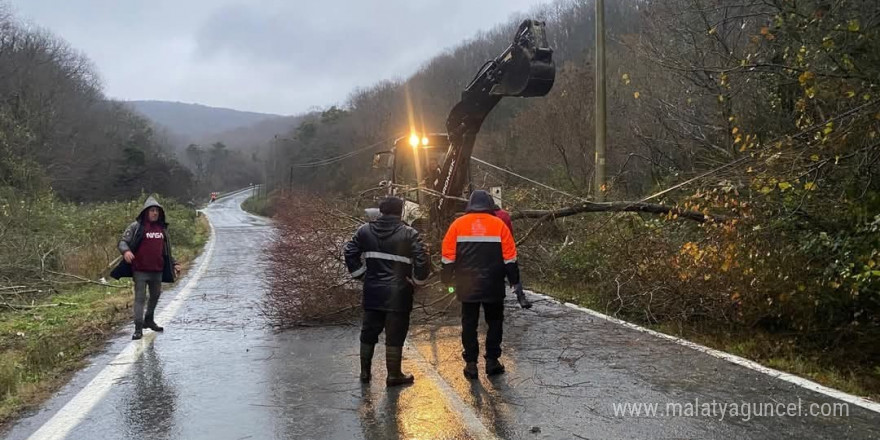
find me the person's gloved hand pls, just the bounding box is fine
[514,283,532,309]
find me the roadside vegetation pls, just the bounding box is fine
[0,5,212,427]
[0,194,209,425]
[241,193,275,218]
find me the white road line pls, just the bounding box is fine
[404,342,499,440]
[28,218,217,440]
[526,290,880,414]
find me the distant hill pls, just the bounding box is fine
[197,114,310,150]
[126,100,284,140]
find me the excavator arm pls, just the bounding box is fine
[431,19,555,226]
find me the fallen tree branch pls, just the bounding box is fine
[0,289,39,296]
[104,255,122,271]
[413,290,458,319]
[516,212,555,247]
[413,289,453,310]
[327,210,367,228]
[312,304,359,320]
[1,301,79,310]
[262,191,362,328]
[44,270,126,288]
[510,201,728,223]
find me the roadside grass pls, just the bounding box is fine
[241,194,273,218]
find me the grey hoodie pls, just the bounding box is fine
[118,195,175,264]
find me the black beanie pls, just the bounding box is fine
[379,197,404,216]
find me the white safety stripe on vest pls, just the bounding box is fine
[365,251,413,264]
[412,276,428,286]
[456,236,502,243]
[350,265,366,278]
[504,258,517,264]
[441,257,454,264]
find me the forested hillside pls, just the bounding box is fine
[0,10,196,202]
[0,5,214,420]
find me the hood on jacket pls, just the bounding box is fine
[465,190,496,213]
[369,215,404,239]
[137,195,167,226]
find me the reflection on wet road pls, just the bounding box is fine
[4,189,879,439]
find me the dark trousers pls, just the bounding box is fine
[461,301,504,362]
[360,310,411,347]
[133,271,162,326]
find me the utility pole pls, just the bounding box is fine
[273,139,278,196]
[595,0,607,201]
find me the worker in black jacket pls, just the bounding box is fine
[344,197,430,386]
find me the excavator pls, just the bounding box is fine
[371,19,556,231]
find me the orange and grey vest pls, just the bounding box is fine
[441,212,520,303]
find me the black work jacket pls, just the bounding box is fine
[344,215,430,312]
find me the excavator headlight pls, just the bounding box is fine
[422,137,430,146]
[409,134,420,147]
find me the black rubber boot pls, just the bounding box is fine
[132,323,143,340]
[385,346,414,387]
[463,362,479,379]
[360,343,375,383]
[144,312,164,332]
[485,358,506,376]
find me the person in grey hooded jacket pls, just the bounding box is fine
[111,195,181,340]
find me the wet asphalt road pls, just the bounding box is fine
[4,190,880,439]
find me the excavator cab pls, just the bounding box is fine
[374,135,450,193]
[393,134,450,191]
[377,133,450,228]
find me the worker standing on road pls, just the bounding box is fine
[344,196,430,386]
[442,190,524,380]
[492,203,514,234]
[110,195,181,340]
[493,203,532,310]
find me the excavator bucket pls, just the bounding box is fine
[490,20,555,97]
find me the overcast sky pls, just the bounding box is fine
[8,0,546,115]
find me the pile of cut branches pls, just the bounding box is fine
[262,191,364,327]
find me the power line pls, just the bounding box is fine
[471,156,589,202]
[287,137,395,168]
